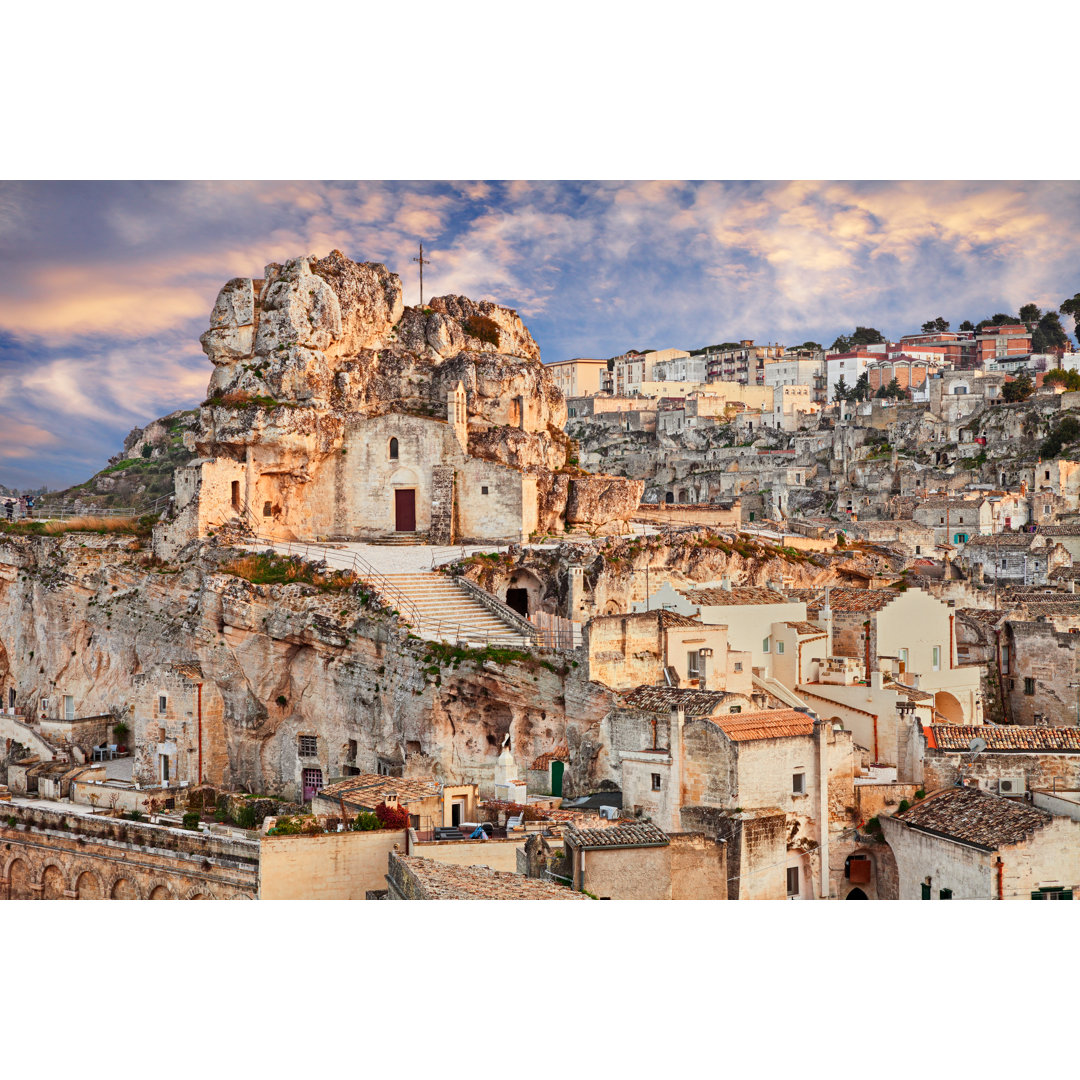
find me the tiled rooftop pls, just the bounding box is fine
[682,585,791,606]
[318,773,441,805]
[926,725,1080,752]
[656,610,703,628]
[788,586,900,613]
[619,686,737,717]
[1038,524,1080,537]
[392,855,588,899]
[564,821,669,849]
[896,786,1051,850]
[784,620,827,636]
[529,746,569,771]
[709,708,816,741]
[962,532,1041,549]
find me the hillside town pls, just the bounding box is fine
[2,254,1080,900]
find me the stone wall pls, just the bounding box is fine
[0,804,258,900]
[922,750,1080,794]
[258,829,406,899]
[1005,620,1080,726]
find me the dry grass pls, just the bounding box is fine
[42,515,139,534]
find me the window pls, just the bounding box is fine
[792,772,806,795]
[347,739,357,761]
[687,652,702,679]
[734,662,743,673]
[158,695,167,712]
[1024,677,1036,696]
[729,705,742,713]
[299,735,318,757]
[481,486,489,495]
[263,501,272,517]
[899,648,908,668]
[786,867,800,896]
[1031,887,1074,899]
[921,883,932,900]
[762,636,771,653]
[158,726,166,741]
[231,480,240,510]
[64,695,74,720]
[651,773,661,791]
[1046,470,1051,481]
[776,640,785,655]
[932,646,941,671]
[939,888,953,899]
[389,437,399,460]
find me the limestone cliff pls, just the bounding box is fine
[0,534,614,799]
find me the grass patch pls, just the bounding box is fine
[221,551,358,591]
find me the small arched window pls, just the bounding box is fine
[389,437,399,460]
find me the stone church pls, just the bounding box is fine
[155,251,640,557]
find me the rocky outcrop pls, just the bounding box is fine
[393,294,540,362]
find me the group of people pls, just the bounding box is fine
[3,495,35,521]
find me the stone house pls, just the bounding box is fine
[790,586,983,730]
[905,722,1080,793]
[586,609,753,696]
[561,821,727,899]
[385,851,587,899]
[1000,619,1080,726]
[913,497,992,546]
[618,706,857,899]
[960,531,1068,586]
[879,786,1080,900]
[131,664,229,790]
[312,773,479,833]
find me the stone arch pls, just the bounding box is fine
[8,858,32,900]
[388,436,399,460]
[388,466,419,488]
[74,869,103,900]
[109,876,140,900]
[40,864,66,900]
[934,690,965,725]
[846,887,868,899]
[184,887,214,900]
[147,882,176,900]
[665,491,674,504]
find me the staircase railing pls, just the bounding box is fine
[215,501,538,648]
[455,577,539,643]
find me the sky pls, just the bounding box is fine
[1,179,1078,490]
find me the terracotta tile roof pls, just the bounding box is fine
[564,821,669,849]
[682,586,791,606]
[656,610,703,628]
[619,686,739,717]
[393,855,587,899]
[529,747,569,771]
[927,725,1080,752]
[709,708,816,741]
[788,586,899,613]
[890,681,934,702]
[1019,602,1080,616]
[785,620,827,636]
[318,773,441,806]
[1038,524,1080,536]
[895,786,1051,850]
[962,532,1041,549]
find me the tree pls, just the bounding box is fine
[793,341,823,352]
[1044,367,1080,391]
[959,320,975,332]
[1001,372,1034,402]
[852,372,870,402]
[833,375,850,402]
[830,326,885,353]
[921,317,950,333]
[976,312,1019,330]
[1019,303,1042,325]
[1060,293,1080,342]
[1032,311,1069,354]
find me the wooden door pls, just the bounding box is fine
[395,489,416,532]
[551,760,564,797]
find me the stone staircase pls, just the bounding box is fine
[382,573,533,647]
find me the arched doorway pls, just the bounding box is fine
[75,870,103,900]
[149,885,174,900]
[505,569,544,618]
[111,878,137,900]
[846,887,868,899]
[934,690,965,725]
[8,859,32,900]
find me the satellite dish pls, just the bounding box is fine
[968,737,987,760]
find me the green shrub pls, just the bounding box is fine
[898,799,911,813]
[235,804,257,829]
[351,811,381,832]
[182,811,201,830]
[141,444,153,458]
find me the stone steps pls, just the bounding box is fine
[381,573,531,647]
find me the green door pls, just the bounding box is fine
[551,760,564,797]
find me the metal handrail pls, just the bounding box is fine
[215,500,535,648]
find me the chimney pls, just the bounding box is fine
[821,586,833,656]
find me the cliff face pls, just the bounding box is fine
[0,535,615,798]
